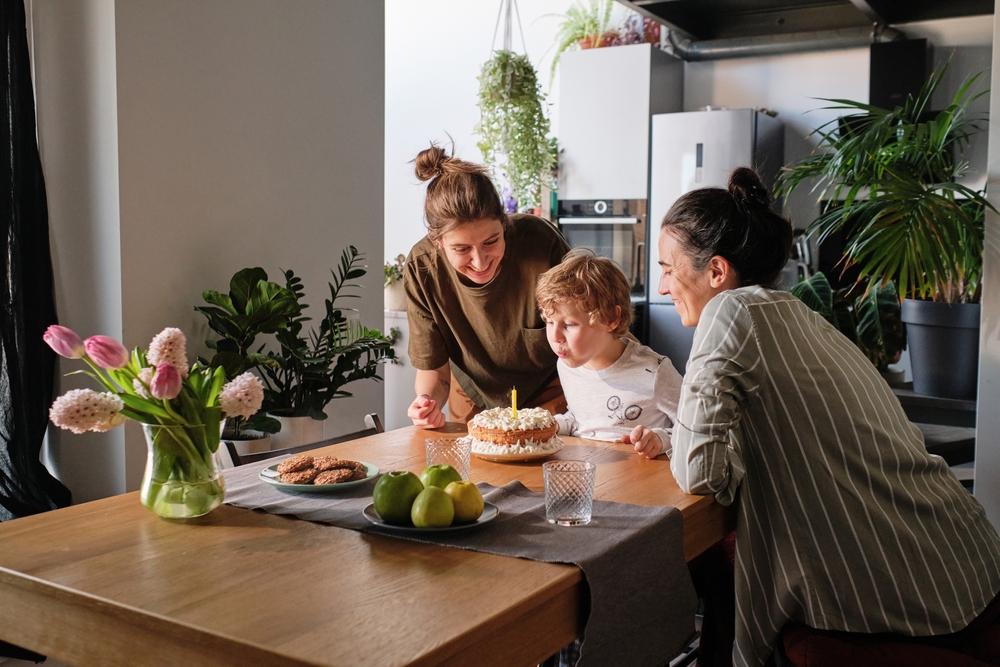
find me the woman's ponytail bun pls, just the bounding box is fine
[414,145,450,182]
[728,167,770,210]
[411,142,506,240]
[660,167,792,288]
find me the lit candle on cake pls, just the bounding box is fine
[511,388,518,418]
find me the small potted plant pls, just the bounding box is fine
[777,63,992,399]
[260,246,396,448]
[384,254,406,312]
[196,267,301,454]
[548,0,619,80]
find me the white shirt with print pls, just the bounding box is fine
[554,337,682,456]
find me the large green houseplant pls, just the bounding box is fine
[197,268,301,438]
[260,246,395,427]
[777,64,993,398]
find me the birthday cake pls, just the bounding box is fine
[468,407,563,457]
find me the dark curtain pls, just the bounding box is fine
[0,0,71,520]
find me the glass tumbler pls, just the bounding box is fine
[543,460,596,526]
[424,437,472,480]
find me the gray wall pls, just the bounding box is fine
[32,0,386,501]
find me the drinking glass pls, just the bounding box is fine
[543,460,596,526]
[425,437,472,480]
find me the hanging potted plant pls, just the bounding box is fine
[777,63,992,399]
[196,267,300,455]
[475,10,555,212]
[260,246,396,449]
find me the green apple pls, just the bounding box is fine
[419,464,463,490]
[445,481,484,523]
[372,470,424,525]
[410,486,455,528]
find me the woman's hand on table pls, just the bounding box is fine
[408,394,446,428]
[623,425,663,459]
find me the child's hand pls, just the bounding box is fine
[623,425,662,459]
[408,394,445,428]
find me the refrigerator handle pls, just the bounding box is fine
[695,143,704,183]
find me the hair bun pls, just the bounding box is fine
[414,145,450,182]
[728,166,770,209]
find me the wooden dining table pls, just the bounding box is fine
[0,424,733,667]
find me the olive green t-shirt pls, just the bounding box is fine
[404,214,569,409]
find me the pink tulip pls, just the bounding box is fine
[150,363,182,400]
[84,336,129,369]
[43,325,86,359]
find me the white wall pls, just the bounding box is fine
[32,0,386,501]
[385,0,605,263]
[977,5,1000,525]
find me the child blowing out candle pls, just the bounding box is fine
[535,249,682,458]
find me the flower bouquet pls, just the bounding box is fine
[45,325,264,518]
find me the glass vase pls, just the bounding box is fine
[140,423,225,519]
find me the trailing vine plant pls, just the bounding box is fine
[476,49,554,210]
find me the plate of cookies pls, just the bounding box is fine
[259,454,379,492]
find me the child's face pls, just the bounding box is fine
[543,302,621,371]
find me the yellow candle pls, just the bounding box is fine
[511,388,518,418]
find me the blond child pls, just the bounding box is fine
[535,249,682,458]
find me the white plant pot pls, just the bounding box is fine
[270,415,325,451]
[384,281,406,312]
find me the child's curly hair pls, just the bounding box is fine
[535,249,634,336]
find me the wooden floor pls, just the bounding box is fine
[0,657,72,666]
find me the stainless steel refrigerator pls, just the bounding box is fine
[647,109,784,373]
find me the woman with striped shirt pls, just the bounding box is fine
[659,167,1000,667]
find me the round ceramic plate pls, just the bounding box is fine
[471,442,564,463]
[259,461,379,493]
[362,502,499,533]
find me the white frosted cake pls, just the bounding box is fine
[468,407,563,457]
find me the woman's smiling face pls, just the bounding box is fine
[436,218,506,285]
[658,231,730,327]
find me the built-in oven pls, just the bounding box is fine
[557,199,647,298]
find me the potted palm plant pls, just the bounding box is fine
[777,64,992,399]
[261,246,395,448]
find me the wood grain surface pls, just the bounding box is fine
[0,425,732,667]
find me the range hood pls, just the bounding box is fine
[617,0,994,60]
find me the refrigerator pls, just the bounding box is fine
[647,109,784,373]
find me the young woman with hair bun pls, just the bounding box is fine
[660,167,1000,667]
[404,143,569,426]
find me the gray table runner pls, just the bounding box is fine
[223,460,697,667]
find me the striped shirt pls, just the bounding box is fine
[671,287,1000,667]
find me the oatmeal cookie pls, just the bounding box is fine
[312,456,343,472]
[314,468,356,485]
[279,467,319,484]
[276,454,314,473]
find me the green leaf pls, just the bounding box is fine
[790,272,834,322]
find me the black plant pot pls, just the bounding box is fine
[900,299,980,400]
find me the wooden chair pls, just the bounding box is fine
[225,412,385,467]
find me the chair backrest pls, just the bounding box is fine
[226,412,385,467]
